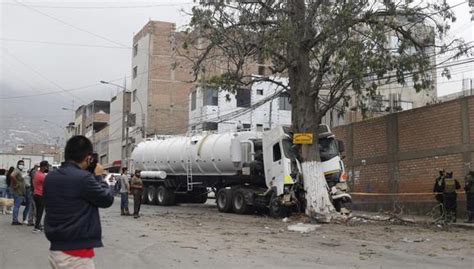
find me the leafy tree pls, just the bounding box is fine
[183,0,470,221]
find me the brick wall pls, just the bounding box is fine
[334,97,472,215]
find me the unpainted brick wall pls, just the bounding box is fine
[333,97,472,215]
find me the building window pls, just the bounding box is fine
[279,93,291,111]
[202,122,218,131]
[203,87,218,106]
[133,44,138,56]
[236,88,251,107]
[133,89,137,102]
[256,89,264,95]
[242,123,251,129]
[256,124,263,132]
[132,66,138,79]
[191,90,197,110]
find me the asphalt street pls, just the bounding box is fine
[1,198,473,269]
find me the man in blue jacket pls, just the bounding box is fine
[43,135,114,269]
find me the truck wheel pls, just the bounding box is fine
[147,185,158,205]
[216,189,233,213]
[269,193,288,218]
[232,189,251,214]
[142,186,149,204]
[157,186,176,206]
[333,199,342,212]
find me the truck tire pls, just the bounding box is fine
[216,189,233,213]
[147,185,158,205]
[269,193,289,218]
[232,189,251,214]
[157,186,176,206]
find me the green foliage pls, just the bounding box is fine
[184,0,469,124]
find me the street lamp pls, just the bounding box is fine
[100,80,145,138]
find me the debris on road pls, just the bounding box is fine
[401,237,429,243]
[287,223,321,233]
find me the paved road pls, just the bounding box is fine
[1,198,473,269]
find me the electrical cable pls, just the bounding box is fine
[2,47,87,103]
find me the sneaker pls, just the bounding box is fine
[32,228,42,233]
[11,221,23,226]
[27,222,35,227]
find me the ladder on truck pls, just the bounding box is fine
[185,139,202,192]
[186,155,193,191]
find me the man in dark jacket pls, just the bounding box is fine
[464,170,474,223]
[44,135,114,269]
[441,171,461,223]
[433,169,446,215]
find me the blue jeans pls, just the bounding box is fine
[0,187,7,197]
[23,188,32,221]
[12,193,24,223]
[120,192,129,210]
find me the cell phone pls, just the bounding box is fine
[87,153,99,174]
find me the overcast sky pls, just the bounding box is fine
[0,0,473,141]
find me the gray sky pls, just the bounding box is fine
[0,0,472,145]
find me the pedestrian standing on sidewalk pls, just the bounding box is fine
[119,167,131,216]
[32,161,48,232]
[131,170,144,219]
[442,171,461,223]
[44,135,114,269]
[433,169,446,215]
[27,164,39,226]
[10,160,29,225]
[464,170,474,223]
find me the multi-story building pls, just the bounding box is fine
[108,91,131,171]
[130,21,194,143]
[74,100,110,165]
[189,77,291,132]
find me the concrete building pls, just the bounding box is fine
[0,153,54,170]
[189,77,291,132]
[74,100,110,165]
[108,91,131,171]
[130,21,193,143]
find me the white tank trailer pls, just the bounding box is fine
[131,126,351,216]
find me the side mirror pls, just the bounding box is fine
[337,139,345,153]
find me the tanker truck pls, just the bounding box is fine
[131,125,351,216]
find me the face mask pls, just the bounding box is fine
[18,165,25,170]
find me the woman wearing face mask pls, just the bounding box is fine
[130,170,144,219]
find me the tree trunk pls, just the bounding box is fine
[288,0,335,222]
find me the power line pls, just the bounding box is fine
[12,0,130,48]
[3,1,194,9]
[2,48,87,102]
[0,38,132,49]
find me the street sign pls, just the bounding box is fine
[293,133,313,144]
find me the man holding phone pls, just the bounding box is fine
[43,135,114,269]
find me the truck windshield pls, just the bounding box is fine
[282,139,298,161]
[319,137,339,161]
